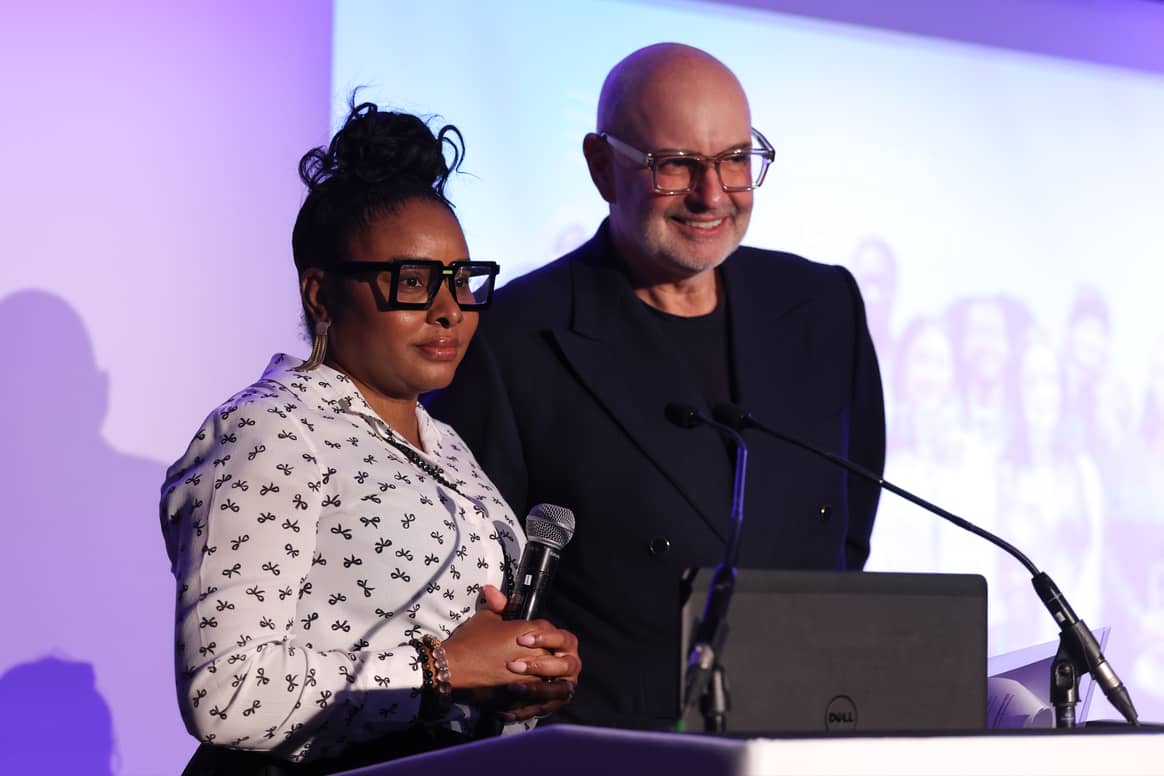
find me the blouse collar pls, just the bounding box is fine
[259,353,444,455]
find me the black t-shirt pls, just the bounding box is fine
[644,296,735,411]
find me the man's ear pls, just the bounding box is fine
[300,269,330,325]
[583,133,616,204]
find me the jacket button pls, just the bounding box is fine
[649,536,671,557]
[818,505,833,521]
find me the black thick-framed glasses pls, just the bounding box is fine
[600,128,775,194]
[330,259,500,311]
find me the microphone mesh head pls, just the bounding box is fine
[525,503,576,550]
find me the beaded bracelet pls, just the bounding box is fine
[410,635,453,720]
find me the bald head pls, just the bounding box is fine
[582,43,757,299]
[597,43,750,139]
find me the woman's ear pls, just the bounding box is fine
[301,269,330,325]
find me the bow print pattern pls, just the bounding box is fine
[160,354,528,763]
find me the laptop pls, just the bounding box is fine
[679,570,987,734]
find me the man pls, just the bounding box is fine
[427,43,885,731]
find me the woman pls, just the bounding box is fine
[160,102,580,774]
[994,331,1104,653]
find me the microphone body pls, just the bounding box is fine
[1032,572,1138,725]
[504,503,575,621]
[712,401,1139,727]
[504,541,561,620]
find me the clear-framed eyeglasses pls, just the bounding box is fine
[330,259,500,311]
[600,128,775,195]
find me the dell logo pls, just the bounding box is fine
[825,695,858,731]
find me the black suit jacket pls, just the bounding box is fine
[426,223,885,730]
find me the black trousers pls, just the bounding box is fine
[181,727,471,776]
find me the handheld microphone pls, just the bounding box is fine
[479,503,576,738]
[504,503,576,621]
[711,401,1139,727]
[664,402,749,729]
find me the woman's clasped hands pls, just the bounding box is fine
[440,585,580,722]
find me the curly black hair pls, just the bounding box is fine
[291,99,465,273]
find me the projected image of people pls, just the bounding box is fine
[946,296,1030,461]
[849,238,899,429]
[849,238,898,375]
[996,331,1105,652]
[160,102,580,774]
[868,315,996,588]
[1106,334,1164,707]
[1062,288,1135,521]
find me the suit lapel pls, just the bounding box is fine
[549,231,735,543]
[723,249,819,437]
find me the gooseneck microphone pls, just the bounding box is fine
[711,401,1139,727]
[665,404,748,568]
[504,503,576,621]
[664,402,749,731]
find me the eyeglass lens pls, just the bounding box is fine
[654,151,764,191]
[382,262,495,306]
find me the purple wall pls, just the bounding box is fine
[0,3,331,773]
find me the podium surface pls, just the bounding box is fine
[341,724,1164,775]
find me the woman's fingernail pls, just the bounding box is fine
[517,633,537,647]
[508,660,529,673]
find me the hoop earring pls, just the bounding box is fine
[298,320,330,371]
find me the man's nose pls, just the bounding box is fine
[685,161,727,208]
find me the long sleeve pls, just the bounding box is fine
[160,359,527,762]
[162,395,425,759]
[837,266,887,570]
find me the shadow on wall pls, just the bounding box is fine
[0,290,192,773]
[0,658,114,775]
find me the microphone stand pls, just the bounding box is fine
[712,402,1140,728]
[666,404,748,733]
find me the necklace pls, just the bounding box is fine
[380,430,465,494]
[336,396,466,495]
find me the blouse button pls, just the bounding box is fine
[649,536,671,557]
[818,505,833,521]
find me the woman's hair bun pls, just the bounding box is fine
[299,100,465,203]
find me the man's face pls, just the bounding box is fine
[602,64,755,281]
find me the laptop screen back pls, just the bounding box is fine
[679,570,987,734]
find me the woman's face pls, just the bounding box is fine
[326,199,477,402]
[961,300,1009,385]
[901,322,954,410]
[1067,313,1109,380]
[1020,341,1062,436]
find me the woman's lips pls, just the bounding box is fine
[416,339,460,360]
